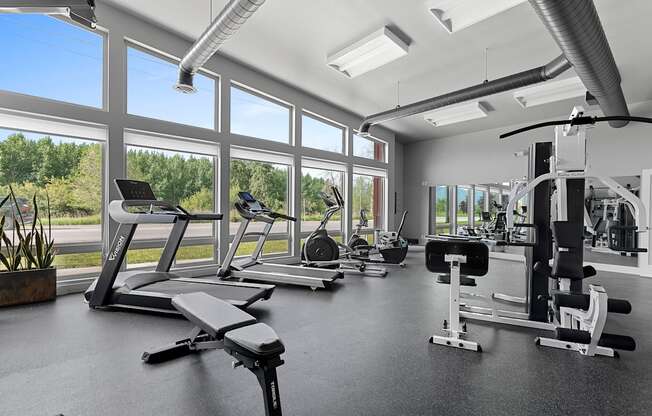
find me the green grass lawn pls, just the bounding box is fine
[53,240,291,269]
[49,214,101,226]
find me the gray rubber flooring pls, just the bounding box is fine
[1,250,651,415]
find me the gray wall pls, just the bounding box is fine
[402,100,652,241]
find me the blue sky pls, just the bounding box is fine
[0,15,102,108]
[301,114,343,153]
[127,47,215,129]
[230,86,290,143]
[0,15,351,152]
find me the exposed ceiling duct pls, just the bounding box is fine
[0,0,97,29]
[175,0,266,93]
[358,54,571,136]
[528,0,630,127]
[359,0,629,136]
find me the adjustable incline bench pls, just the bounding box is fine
[142,292,285,416]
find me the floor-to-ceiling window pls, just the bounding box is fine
[229,147,292,257]
[474,186,488,224]
[456,185,471,229]
[352,167,387,243]
[0,115,105,279]
[301,160,345,241]
[0,14,394,292]
[432,185,451,235]
[125,132,218,268]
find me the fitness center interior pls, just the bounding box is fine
[1,1,651,415]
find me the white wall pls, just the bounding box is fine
[402,100,652,240]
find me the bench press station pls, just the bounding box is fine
[142,292,285,416]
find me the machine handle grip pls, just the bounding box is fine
[270,212,297,222]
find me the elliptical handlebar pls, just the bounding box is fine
[331,185,345,207]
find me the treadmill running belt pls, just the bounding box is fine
[249,263,338,277]
[145,280,267,305]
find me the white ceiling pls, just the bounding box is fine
[102,0,652,142]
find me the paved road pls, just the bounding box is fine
[50,221,350,244]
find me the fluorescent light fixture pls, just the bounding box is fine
[513,77,587,108]
[0,1,97,29]
[423,101,488,127]
[427,0,525,34]
[327,27,409,78]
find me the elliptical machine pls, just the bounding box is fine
[348,209,370,249]
[302,187,387,277]
[349,210,409,266]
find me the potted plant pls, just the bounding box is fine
[0,186,56,307]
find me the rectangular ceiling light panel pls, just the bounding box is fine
[327,27,409,78]
[513,77,587,108]
[427,0,526,33]
[423,101,488,127]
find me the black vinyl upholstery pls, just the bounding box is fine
[225,323,285,357]
[425,240,489,276]
[551,221,585,280]
[172,292,256,339]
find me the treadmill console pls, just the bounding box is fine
[238,192,266,212]
[115,179,157,200]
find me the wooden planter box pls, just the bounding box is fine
[0,268,57,307]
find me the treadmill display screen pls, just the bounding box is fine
[239,192,257,202]
[115,179,157,200]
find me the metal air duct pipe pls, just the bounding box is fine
[176,0,265,93]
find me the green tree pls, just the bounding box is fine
[0,133,38,185]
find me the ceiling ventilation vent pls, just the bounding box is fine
[423,101,488,127]
[513,76,587,108]
[327,27,409,78]
[427,0,525,34]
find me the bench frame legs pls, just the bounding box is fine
[430,255,482,352]
[144,326,285,415]
[227,347,284,416]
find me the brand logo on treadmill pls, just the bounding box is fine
[271,381,278,409]
[108,235,127,261]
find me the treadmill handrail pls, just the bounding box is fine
[235,201,296,222]
[109,200,181,224]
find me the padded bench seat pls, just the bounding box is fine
[225,323,285,358]
[172,292,256,339]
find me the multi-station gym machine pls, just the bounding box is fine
[428,107,652,356]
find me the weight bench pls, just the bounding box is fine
[426,239,489,352]
[142,292,285,416]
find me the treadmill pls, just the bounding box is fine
[217,192,343,289]
[85,180,274,313]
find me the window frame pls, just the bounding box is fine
[0,112,107,281]
[124,39,221,132]
[124,131,220,269]
[0,15,108,111]
[352,132,388,163]
[301,110,347,155]
[229,146,294,258]
[300,158,347,239]
[229,81,294,145]
[352,165,388,234]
